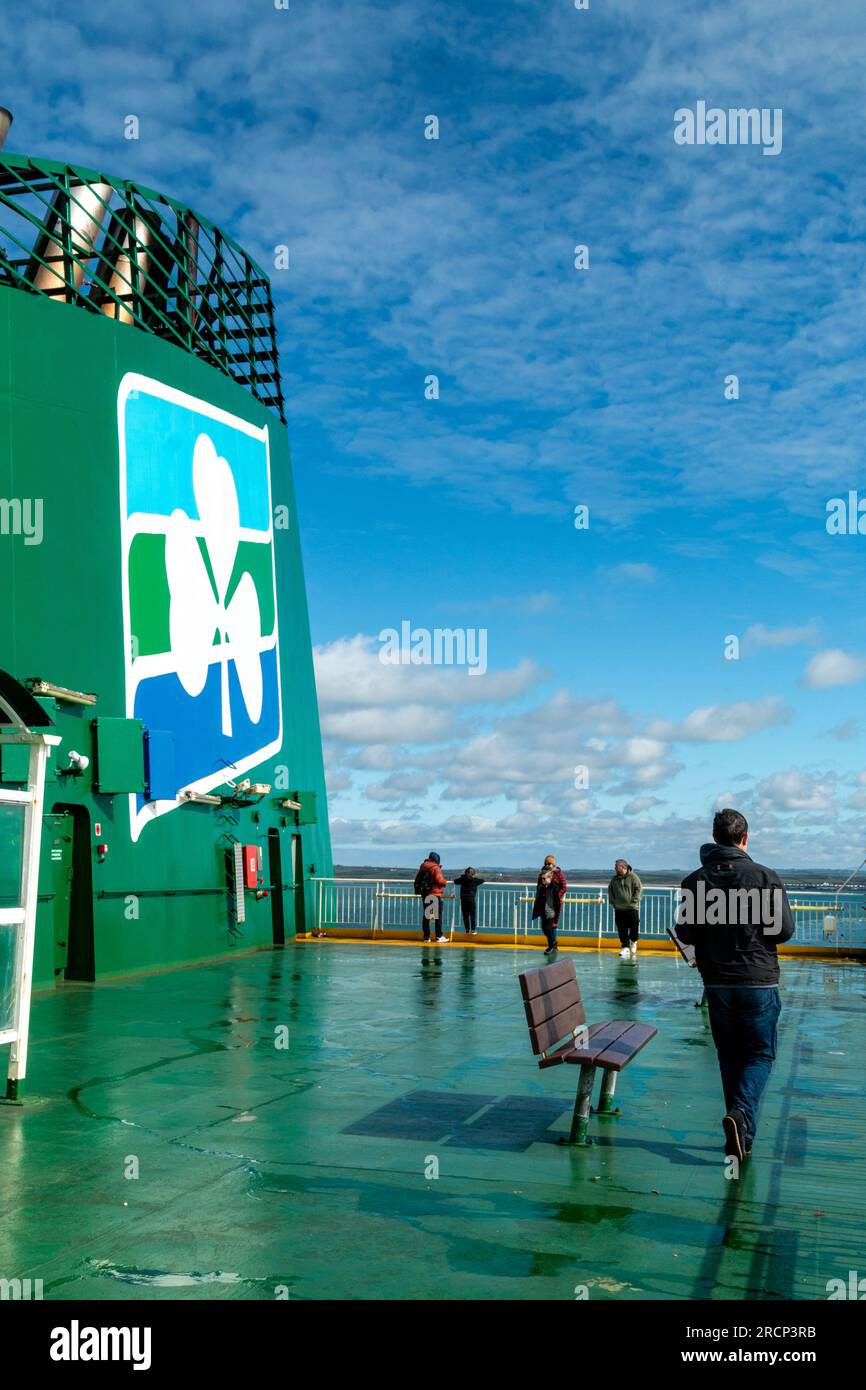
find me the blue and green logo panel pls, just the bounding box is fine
[118,374,282,841]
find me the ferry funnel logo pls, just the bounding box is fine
[118,375,282,841]
[167,433,264,737]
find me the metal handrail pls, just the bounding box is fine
[311,876,866,951]
[313,875,866,897]
[0,153,284,420]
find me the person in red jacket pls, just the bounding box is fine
[532,853,567,954]
[415,851,448,943]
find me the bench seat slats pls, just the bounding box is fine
[592,1022,657,1072]
[522,978,583,1028]
[561,1021,658,1069]
[538,1020,610,1068]
[568,1019,633,1064]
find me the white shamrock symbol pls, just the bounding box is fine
[164,433,263,737]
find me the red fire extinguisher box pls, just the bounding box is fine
[242,845,262,889]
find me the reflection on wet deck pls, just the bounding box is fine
[0,941,862,1300]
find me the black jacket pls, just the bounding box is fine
[677,844,795,987]
[454,873,485,901]
[531,867,567,923]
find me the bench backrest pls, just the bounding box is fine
[518,957,586,1057]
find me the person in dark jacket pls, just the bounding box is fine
[608,859,642,958]
[677,808,795,1161]
[453,868,485,935]
[415,851,448,943]
[532,854,567,955]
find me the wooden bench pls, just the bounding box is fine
[518,956,657,1146]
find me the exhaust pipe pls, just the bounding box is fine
[0,107,12,152]
[100,208,157,324]
[28,182,113,298]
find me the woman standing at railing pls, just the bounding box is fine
[532,854,567,955]
[608,859,643,959]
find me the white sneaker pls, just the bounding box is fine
[435,935,448,943]
[629,942,638,957]
[619,947,630,958]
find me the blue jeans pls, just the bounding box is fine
[705,986,781,1143]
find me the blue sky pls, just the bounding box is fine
[6,0,866,868]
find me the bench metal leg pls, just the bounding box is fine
[593,1067,621,1116]
[559,1063,595,1146]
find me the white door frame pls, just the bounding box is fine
[0,720,61,1099]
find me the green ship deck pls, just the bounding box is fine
[1,941,861,1301]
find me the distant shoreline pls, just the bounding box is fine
[333,865,866,891]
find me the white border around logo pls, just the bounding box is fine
[117,372,283,843]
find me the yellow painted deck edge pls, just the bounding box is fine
[301,928,866,961]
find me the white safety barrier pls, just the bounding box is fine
[311,878,866,951]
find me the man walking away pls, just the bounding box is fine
[453,867,485,936]
[677,809,795,1161]
[414,851,448,943]
[608,859,642,958]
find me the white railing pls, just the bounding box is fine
[311,878,866,951]
[0,729,61,1099]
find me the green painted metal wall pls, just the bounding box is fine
[0,287,332,987]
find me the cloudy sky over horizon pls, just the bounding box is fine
[8,0,866,869]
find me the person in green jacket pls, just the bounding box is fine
[608,859,642,958]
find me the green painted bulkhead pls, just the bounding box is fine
[0,285,332,987]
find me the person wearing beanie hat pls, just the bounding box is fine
[414,851,448,942]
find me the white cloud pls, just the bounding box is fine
[742,621,819,653]
[612,737,668,766]
[364,771,431,804]
[322,705,457,745]
[347,744,400,770]
[648,697,790,743]
[623,797,662,815]
[606,563,658,583]
[315,634,549,745]
[606,762,684,794]
[314,634,542,709]
[753,769,836,813]
[520,591,559,614]
[803,648,866,689]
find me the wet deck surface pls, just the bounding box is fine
[1,940,863,1300]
